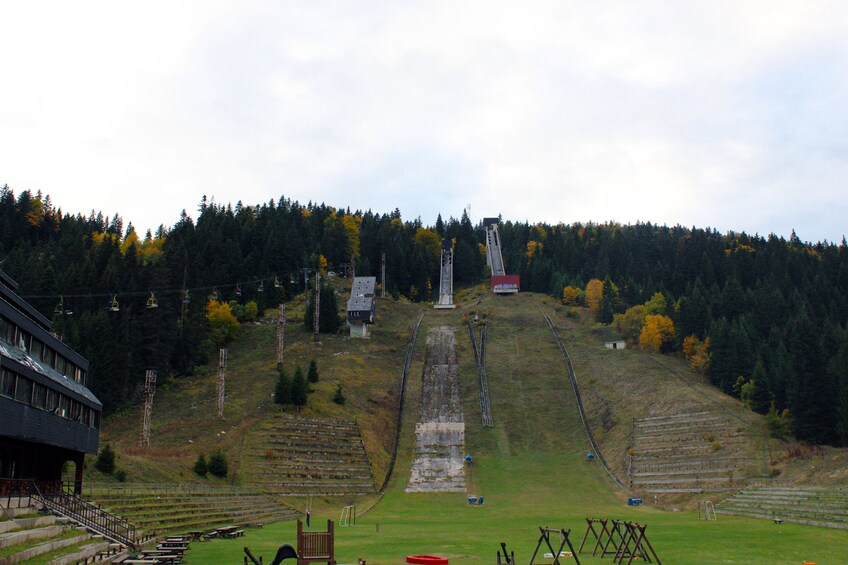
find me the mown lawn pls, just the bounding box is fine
[185,290,846,564]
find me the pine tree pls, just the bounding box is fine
[95,444,116,474]
[207,451,228,478]
[193,453,208,477]
[291,366,308,406]
[274,370,291,405]
[307,360,319,383]
[333,384,346,405]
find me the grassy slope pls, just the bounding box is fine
[90,281,848,564]
[89,281,425,492]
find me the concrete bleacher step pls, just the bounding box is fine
[717,487,848,529]
[0,529,90,564]
[248,415,377,497]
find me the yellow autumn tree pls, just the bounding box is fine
[526,240,543,259]
[206,300,240,346]
[683,335,711,375]
[639,314,675,353]
[613,305,646,345]
[585,279,604,312]
[120,227,140,255]
[562,285,581,305]
[342,213,361,259]
[414,228,442,264]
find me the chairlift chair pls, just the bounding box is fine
[54,296,64,314]
[236,283,242,298]
[274,276,282,288]
[209,287,219,301]
[257,281,264,292]
[109,295,120,312]
[146,291,159,309]
[182,290,191,304]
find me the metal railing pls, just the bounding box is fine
[0,480,138,548]
[378,313,423,495]
[466,319,493,427]
[540,307,626,491]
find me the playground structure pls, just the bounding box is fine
[434,239,455,309]
[529,526,580,565]
[578,518,662,564]
[244,519,335,565]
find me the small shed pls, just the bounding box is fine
[598,327,626,350]
[347,276,377,338]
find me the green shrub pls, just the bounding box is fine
[115,469,127,482]
[308,360,319,383]
[95,444,116,474]
[208,451,228,478]
[193,453,208,477]
[333,384,346,405]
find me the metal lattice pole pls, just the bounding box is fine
[276,304,286,371]
[216,348,227,418]
[140,370,157,447]
[313,273,320,343]
[381,252,386,298]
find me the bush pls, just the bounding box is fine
[766,403,792,439]
[193,453,208,477]
[115,469,127,482]
[208,451,228,478]
[333,384,346,405]
[95,444,116,474]
[291,367,309,406]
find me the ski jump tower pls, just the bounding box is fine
[484,217,520,294]
[435,238,456,309]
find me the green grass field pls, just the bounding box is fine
[84,281,848,564]
[179,288,847,565]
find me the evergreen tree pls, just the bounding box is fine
[207,450,228,478]
[307,360,319,383]
[333,384,346,405]
[193,453,208,477]
[274,370,291,405]
[95,443,116,474]
[291,366,309,406]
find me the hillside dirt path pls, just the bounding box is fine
[405,326,466,492]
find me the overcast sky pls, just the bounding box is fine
[1,1,847,243]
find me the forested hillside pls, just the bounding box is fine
[1,184,846,447]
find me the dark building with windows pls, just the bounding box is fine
[346,276,377,338]
[0,269,101,490]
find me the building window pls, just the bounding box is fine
[58,394,70,418]
[32,382,47,409]
[46,387,59,412]
[1,368,15,398]
[30,339,44,361]
[14,375,32,404]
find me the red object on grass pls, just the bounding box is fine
[406,556,449,565]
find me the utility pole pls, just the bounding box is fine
[216,348,227,418]
[313,273,321,343]
[381,252,386,298]
[140,370,157,447]
[276,304,286,371]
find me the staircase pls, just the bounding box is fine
[629,411,756,494]
[0,499,123,565]
[717,486,848,529]
[246,415,377,496]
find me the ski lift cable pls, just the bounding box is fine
[20,269,305,300]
